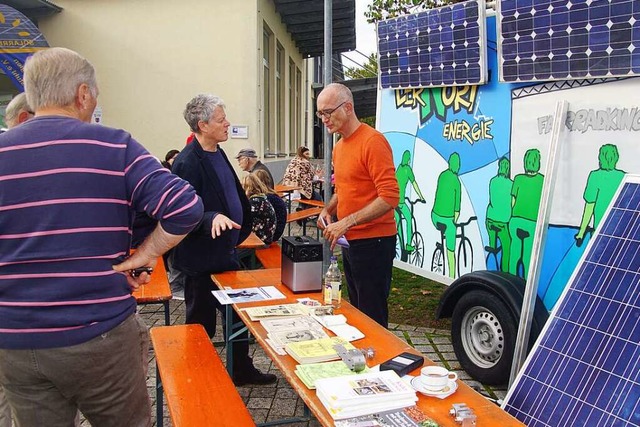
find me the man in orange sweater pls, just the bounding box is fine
[316,83,400,328]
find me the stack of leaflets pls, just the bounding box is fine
[243,303,307,321]
[285,336,356,364]
[295,360,369,389]
[315,370,418,420]
[334,406,439,427]
[313,314,364,342]
[260,316,329,355]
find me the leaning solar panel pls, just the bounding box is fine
[502,175,640,427]
[377,0,487,89]
[498,0,640,82]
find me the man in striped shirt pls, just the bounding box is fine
[0,48,203,426]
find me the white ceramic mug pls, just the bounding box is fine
[420,366,458,390]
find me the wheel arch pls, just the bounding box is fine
[436,270,549,346]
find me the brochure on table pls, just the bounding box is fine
[334,406,440,427]
[313,314,364,342]
[261,316,329,355]
[315,370,418,420]
[295,360,370,389]
[285,336,356,364]
[211,286,285,305]
[243,303,307,321]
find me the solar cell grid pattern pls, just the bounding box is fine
[503,178,640,426]
[498,0,640,82]
[377,0,487,88]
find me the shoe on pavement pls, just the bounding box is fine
[233,365,277,386]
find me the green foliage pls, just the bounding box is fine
[365,0,466,24]
[344,52,378,80]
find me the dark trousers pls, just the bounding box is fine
[184,274,252,369]
[341,235,396,328]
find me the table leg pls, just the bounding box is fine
[225,304,234,376]
[163,301,170,326]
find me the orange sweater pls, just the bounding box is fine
[333,123,399,240]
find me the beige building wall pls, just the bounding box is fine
[37,0,308,177]
[257,0,309,178]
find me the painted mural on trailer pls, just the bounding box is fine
[380,16,640,310]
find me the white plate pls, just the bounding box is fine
[410,376,458,397]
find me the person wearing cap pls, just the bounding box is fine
[236,148,275,189]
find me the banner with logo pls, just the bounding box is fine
[0,4,49,90]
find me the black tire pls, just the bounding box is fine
[451,290,516,385]
[409,232,425,268]
[457,237,473,277]
[431,246,444,275]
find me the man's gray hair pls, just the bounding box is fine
[184,94,225,133]
[24,47,98,111]
[5,92,30,128]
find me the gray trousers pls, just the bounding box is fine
[0,387,10,427]
[0,314,151,427]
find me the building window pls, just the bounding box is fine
[289,59,296,155]
[296,66,302,153]
[276,43,286,157]
[263,25,274,156]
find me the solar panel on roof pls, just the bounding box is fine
[503,175,640,427]
[377,0,488,89]
[498,0,640,82]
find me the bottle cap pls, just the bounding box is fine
[330,256,337,261]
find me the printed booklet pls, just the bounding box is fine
[334,406,439,427]
[315,370,418,420]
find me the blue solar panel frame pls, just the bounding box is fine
[503,175,640,427]
[498,0,640,83]
[377,0,488,89]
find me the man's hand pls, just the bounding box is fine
[211,214,241,239]
[317,209,332,230]
[112,254,158,291]
[322,218,351,251]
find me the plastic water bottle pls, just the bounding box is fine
[323,256,342,308]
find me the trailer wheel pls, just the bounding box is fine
[451,290,516,384]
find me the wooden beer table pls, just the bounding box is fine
[237,232,266,249]
[132,255,172,325]
[211,268,524,427]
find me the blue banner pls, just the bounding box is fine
[0,4,49,90]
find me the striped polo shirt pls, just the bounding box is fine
[0,116,203,349]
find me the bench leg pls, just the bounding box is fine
[156,363,164,427]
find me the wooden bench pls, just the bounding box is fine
[297,199,324,209]
[150,324,256,427]
[255,242,282,268]
[132,255,172,325]
[286,206,323,237]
